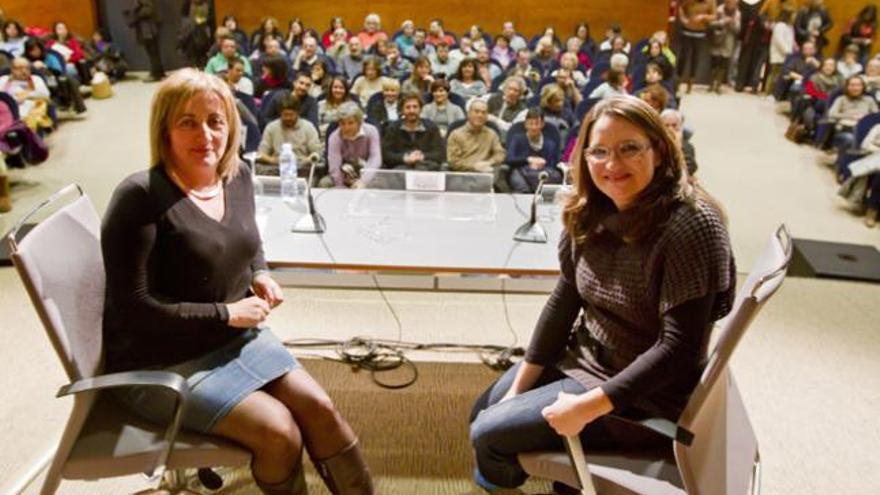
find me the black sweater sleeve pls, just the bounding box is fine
[101,177,230,327]
[524,276,582,365]
[601,292,715,409]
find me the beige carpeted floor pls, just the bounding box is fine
[0,80,878,494]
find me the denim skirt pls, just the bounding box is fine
[114,327,299,433]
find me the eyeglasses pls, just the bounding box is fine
[584,140,652,164]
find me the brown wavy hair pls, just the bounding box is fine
[562,95,720,244]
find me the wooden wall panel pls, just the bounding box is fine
[213,0,668,46]
[822,0,871,56]
[2,0,96,38]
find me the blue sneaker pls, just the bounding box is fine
[473,467,502,493]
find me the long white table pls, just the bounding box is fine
[257,185,564,278]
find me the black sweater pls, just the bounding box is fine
[101,164,266,371]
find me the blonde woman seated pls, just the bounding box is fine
[102,69,373,495]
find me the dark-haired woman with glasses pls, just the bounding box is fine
[469,95,736,490]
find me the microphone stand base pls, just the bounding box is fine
[292,213,326,234]
[513,222,548,243]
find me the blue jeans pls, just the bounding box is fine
[469,363,663,488]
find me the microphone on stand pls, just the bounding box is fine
[513,171,549,243]
[292,156,327,233]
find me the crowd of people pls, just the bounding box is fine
[765,1,880,228]
[154,10,705,199]
[0,8,127,212]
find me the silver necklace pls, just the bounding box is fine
[169,168,222,200]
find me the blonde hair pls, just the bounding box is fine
[540,83,565,108]
[149,69,242,182]
[381,78,400,91]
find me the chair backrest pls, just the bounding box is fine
[674,225,793,495]
[853,111,880,146]
[7,185,105,383]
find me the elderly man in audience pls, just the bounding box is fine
[383,43,413,79]
[257,96,322,177]
[262,72,319,126]
[205,36,252,76]
[447,99,508,190]
[292,35,334,76]
[429,41,460,78]
[0,57,52,131]
[487,76,528,133]
[336,37,368,82]
[382,93,445,171]
[366,78,402,128]
[404,28,436,59]
[662,108,699,176]
[357,13,387,50]
[507,108,563,193]
[322,102,382,188]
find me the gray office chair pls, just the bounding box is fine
[6,185,250,494]
[518,225,793,495]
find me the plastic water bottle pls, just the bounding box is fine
[279,143,298,200]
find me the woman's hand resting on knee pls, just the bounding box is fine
[227,296,271,328]
[542,388,614,437]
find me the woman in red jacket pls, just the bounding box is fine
[46,21,90,83]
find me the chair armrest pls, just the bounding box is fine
[56,370,188,398]
[564,435,599,495]
[609,414,695,447]
[57,370,189,483]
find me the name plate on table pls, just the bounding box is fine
[405,171,446,192]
